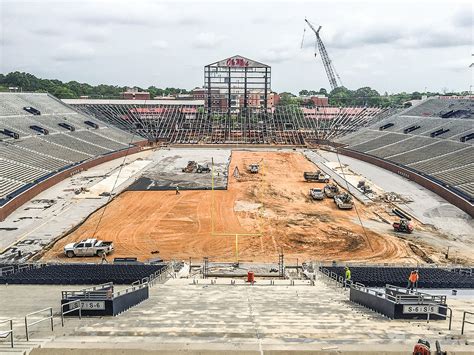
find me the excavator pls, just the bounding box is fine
[393,219,414,234]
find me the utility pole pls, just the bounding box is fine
[303,18,342,91]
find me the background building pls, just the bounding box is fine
[203,55,271,113]
[122,87,150,100]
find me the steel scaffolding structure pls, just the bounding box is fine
[204,55,271,114]
[70,102,391,145]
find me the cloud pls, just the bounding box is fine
[437,58,473,72]
[322,25,471,50]
[412,31,471,48]
[30,27,61,37]
[151,40,169,49]
[260,47,296,64]
[193,32,226,49]
[52,43,95,62]
[452,8,472,27]
[79,27,111,43]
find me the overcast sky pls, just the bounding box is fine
[0,0,472,94]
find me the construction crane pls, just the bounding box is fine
[302,18,342,91]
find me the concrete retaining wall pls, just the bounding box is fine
[0,141,149,221]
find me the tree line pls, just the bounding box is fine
[0,71,469,107]
[283,87,470,107]
[0,72,189,99]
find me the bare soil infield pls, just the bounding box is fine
[42,151,421,263]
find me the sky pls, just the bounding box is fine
[0,0,472,94]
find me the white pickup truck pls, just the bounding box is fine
[64,238,114,258]
[309,188,325,200]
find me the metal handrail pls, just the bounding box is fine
[461,311,474,335]
[81,282,113,292]
[386,284,447,304]
[0,319,13,348]
[25,307,53,341]
[61,300,82,327]
[425,304,452,330]
[61,289,112,300]
[0,265,14,276]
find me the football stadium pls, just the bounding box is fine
[0,2,473,354]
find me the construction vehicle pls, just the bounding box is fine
[248,164,259,174]
[324,183,339,197]
[196,164,210,173]
[334,193,354,209]
[357,180,373,194]
[182,161,198,173]
[309,188,324,200]
[64,238,114,258]
[393,219,414,234]
[304,171,330,183]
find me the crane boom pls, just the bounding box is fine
[304,18,341,91]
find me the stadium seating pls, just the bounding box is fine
[387,140,465,165]
[0,93,144,204]
[321,266,474,288]
[337,98,474,200]
[404,98,473,118]
[0,263,166,285]
[348,132,408,153]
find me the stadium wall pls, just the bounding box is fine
[0,141,149,222]
[339,148,474,217]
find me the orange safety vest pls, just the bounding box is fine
[409,272,418,283]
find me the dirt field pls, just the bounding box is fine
[42,151,422,263]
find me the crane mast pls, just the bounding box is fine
[304,18,341,91]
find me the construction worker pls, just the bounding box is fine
[176,186,180,195]
[344,266,351,287]
[407,269,419,291]
[101,252,108,264]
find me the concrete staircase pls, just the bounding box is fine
[0,338,51,355]
[38,278,473,353]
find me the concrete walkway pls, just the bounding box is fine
[34,278,474,353]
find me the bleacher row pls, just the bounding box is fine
[322,266,474,288]
[403,98,473,118]
[0,92,76,116]
[0,93,142,204]
[336,98,474,199]
[0,263,166,285]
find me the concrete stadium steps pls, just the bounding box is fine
[436,121,474,141]
[0,178,24,200]
[66,130,128,151]
[335,129,386,145]
[432,164,474,186]
[40,134,111,156]
[368,135,435,158]
[372,115,424,132]
[407,146,474,174]
[0,338,52,354]
[15,137,91,163]
[60,280,467,348]
[0,159,49,183]
[0,141,71,171]
[404,98,473,117]
[348,132,408,153]
[386,140,467,165]
[457,182,474,196]
[93,128,138,144]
